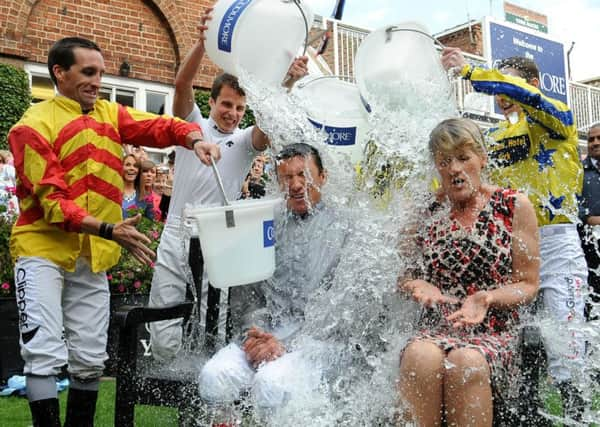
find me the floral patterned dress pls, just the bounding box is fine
[412,188,520,401]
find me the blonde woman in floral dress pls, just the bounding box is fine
[397,118,540,426]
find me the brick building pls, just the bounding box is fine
[0,0,224,112]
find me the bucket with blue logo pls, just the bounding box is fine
[205,0,314,86]
[296,76,371,163]
[186,198,281,288]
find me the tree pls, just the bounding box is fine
[0,63,31,151]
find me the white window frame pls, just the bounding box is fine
[24,63,174,115]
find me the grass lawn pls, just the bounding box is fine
[0,378,597,426]
[0,378,178,427]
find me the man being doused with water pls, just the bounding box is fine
[442,48,587,419]
[397,118,540,426]
[198,143,347,425]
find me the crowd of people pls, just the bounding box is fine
[4,7,600,427]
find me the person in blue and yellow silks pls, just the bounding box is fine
[442,47,586,421]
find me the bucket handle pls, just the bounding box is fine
[296,75,355,89]
[289,0,309,56]
[296,75,372,114]
[210,156,236,228]
[384,25,446,50]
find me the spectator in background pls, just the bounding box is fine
[140,159,162,221]
[158,150,175,222]
[153,164,170,222]
[579,123,600,319]
[121,154,154,220]
[0,149,14,165]
[123,144,148,162]
[0,150,18,215]
[240,155,267,199]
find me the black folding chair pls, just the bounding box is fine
[113,237,225,427]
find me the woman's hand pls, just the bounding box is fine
[447,291,492,328]
[401,279,459,308]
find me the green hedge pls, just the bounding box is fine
[0,63,31,151]
[194,89,255,129]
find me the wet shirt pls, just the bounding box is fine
[461,64,583,227]
[231,203,347,343]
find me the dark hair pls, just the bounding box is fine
[276,143,324,174]
[48,37,102,85]
[167,150,175,164]
[497,56,539,83]
[211,73,245,100]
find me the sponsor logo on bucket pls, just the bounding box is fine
[263,219,275,248]
[308,118,357,146]
[218,0,253,53]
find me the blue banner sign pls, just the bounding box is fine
[487,20,567,111]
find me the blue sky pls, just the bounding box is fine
[304,0,600,80]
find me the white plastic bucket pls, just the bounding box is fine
[354,22,450,110]
[296,76,370,163]
[205,0,314,86]
[186,198,281,288]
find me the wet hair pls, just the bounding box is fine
[276,143,324,174]
[429,118,487,159]
[211,73,246,100]
[497,56,539,83]
[48,37,101,86]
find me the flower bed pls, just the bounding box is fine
[107,204,163,295]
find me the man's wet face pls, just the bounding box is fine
[276,155,325,215]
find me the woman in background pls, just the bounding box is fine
[121,154,154,220]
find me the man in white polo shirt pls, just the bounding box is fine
[149,9,308,362]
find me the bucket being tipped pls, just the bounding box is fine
[205,0,314,86]
[296,76,371,163]
[354,22,450,111]
[186,198,281,288]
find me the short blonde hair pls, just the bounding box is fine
[429,118,487,159]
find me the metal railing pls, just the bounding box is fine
[319,17,600,132]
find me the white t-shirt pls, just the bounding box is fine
[167,104,258,221]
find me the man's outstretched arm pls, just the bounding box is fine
[173,8,213,119]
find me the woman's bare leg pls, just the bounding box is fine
[398,340,445,426]
[444,347,493,427]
